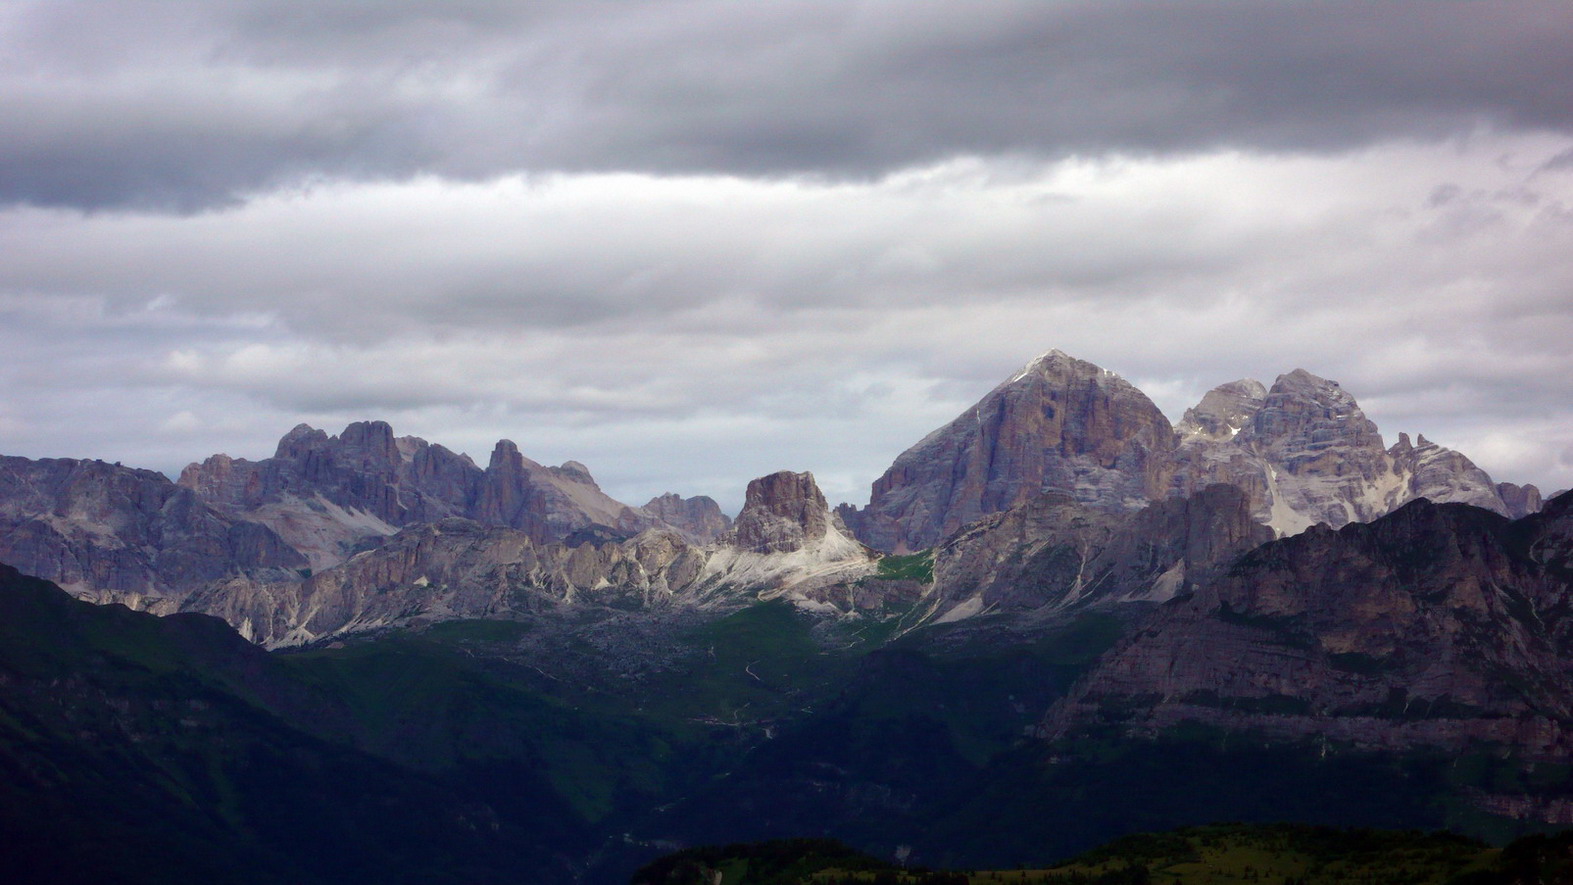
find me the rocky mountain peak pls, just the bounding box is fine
[488,439,525,471]
[852,349,1176,552]
[338,420,399,465]
[274,423,329,459]
[1176,379,1267,442]
[728,470,835,554]
[550,461,596,486]
[643,493,733,544]
[1242,369,1383,457]
[1498,482,1544,519]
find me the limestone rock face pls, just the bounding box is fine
[643,493,732,544]
[928,484,1272,621]
[1172,370,1513,535]
[1175,379,1267,442]
[727,471,836,554]
[0,455,305,610]
[1388,432,1504,512]
[185,518,716,646]
[1498,482,1545,519]
[192,488,875,648]
[471,440,556,543]
[181,422,655,566]
[1042,492,1573,759]
[852,350,1177,552]
[852,356,1530,549]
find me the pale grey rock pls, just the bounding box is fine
[1175,379,1267,442]
[643,492,732,544]
[854,355,1527,550]
[1388,432,1507,514]
[1497,481,1545,519]
[182,421,653,566]
[1173,369,1512,535]
[181,468,879,648]
[0,455,305,610]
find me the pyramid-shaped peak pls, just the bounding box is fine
[1010,349,1127,386]
[1272,368,1344,393]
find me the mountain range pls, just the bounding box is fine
[1,348,1570,882]
[2,350,1547,647]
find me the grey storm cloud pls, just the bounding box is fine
[3,0,1573,210]
[3,0,1573,512]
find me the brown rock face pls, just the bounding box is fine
[1042,492,1573,760]
[643,493,732,544]
[472,440,556,544]
[853,350,1177,552]
[727,470,836,554]
[929,483,1272,617]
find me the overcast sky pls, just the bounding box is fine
[3,0,1573,512]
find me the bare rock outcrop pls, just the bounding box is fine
[927,483,1272,623]
[1175,379,1267,442]
[727,470,838,554]
[181,422,656,567]
[643,493,732,544]
[850,350,1177,552]
[1172,371,1514,535]
[0,455,305,611]
[1498,481,1545,519]
[1041,491,1573,760]
[850,355,1532,550]
[194,467,878,647]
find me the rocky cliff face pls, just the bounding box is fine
[182,469,877,648]
[849,351,1177,553]
[1041,492,1573,759]
[0,455,306,611]
[1171,371,1515,535]
[727,470,840,554]
[1498,481,1545,519]
[181,422,657,567]
[1175,379,1268,442]
[847,353,1531,551]
[643,493,732,544]
[925,483,1273,624]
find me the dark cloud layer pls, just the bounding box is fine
[2,1,1572,511]
[4,1,1573,210]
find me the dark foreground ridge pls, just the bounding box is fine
[631,825,1573,884]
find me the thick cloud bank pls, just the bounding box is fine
[2,1,1571,510]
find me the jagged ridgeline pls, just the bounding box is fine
[0,350,1545,648]
[1,349,1571,883]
